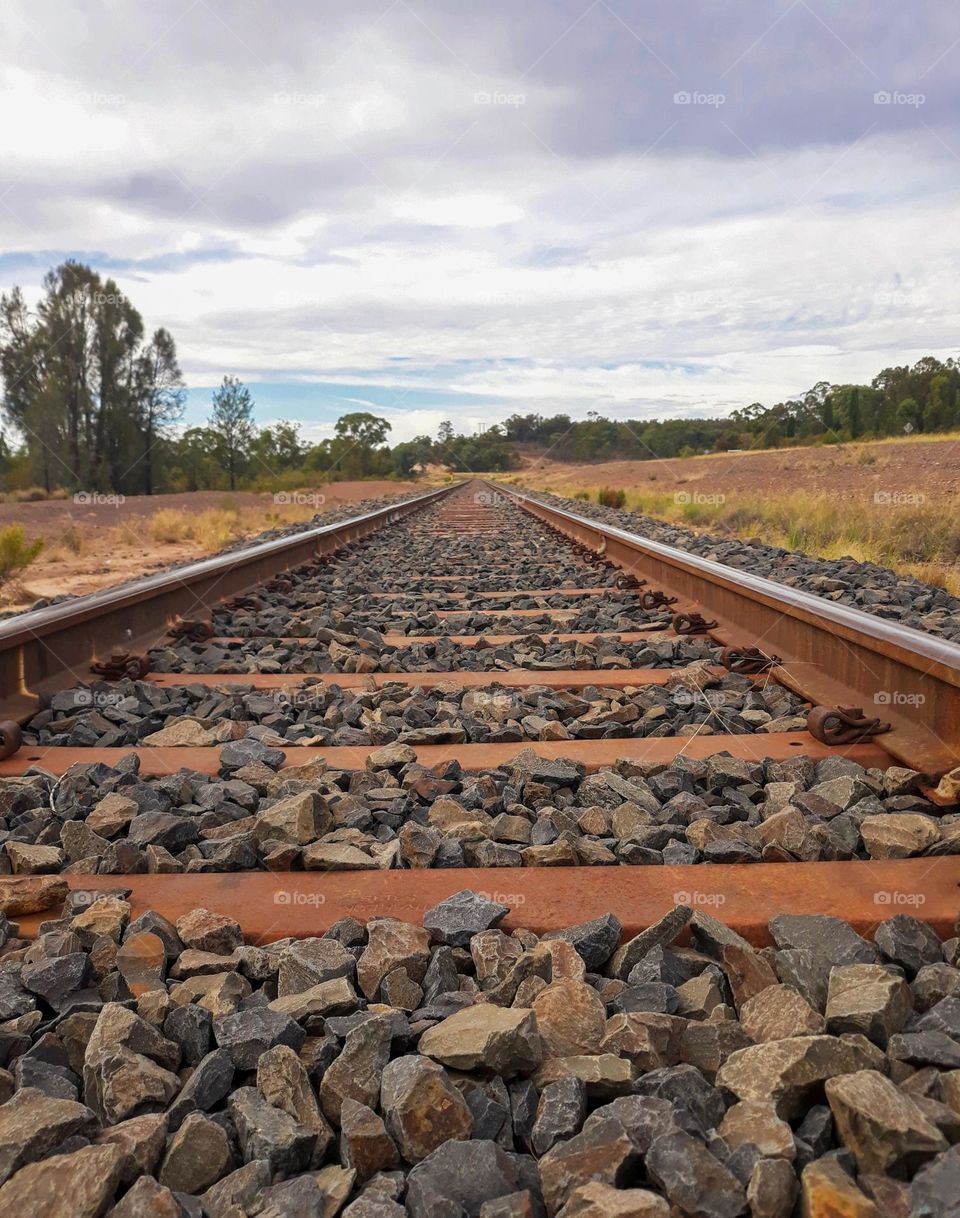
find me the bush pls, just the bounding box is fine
[0,525,44,585]
[573,489,590,501]
[597,487,626,509]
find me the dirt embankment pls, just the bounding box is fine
[517,437,957,504]
[2,480,412,608]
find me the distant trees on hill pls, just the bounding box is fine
[2,260,957,495]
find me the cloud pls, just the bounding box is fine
[2,0,958,436]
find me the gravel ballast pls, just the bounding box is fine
[0,891,957,1215]
[2,748,956,876]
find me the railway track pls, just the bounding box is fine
[1,477,957,937]
[0,479,958,1214]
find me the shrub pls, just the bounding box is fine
[0,525,44,585]
[574,490,590,500]
[597,487,626,509]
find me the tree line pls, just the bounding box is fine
[2,260,957,494]
[500,355,960,463]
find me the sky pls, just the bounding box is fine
[1,0,958,444]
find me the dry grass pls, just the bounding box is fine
[520,481,960,597]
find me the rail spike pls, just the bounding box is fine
[807,704,892,746]
[720,646,782,674]
[672,611,718,636]
[640,589,678,611]
[0,721,22,761]
[167,618,215,643]
[91,651,151,681]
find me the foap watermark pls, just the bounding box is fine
[74,491,125,506]
[477,889,526,907]
[475,90,526,107]
[874,90,925,108]
[273,90,325,108]
[673,889,726,907]
[874,690,925,707]
[873,490,925,506]
[674,490,725,507]
[72,689,124,708]
[274,889,326,907]
[274,491,325,508]
[874,890,926,907]
[74,89,125,107]
[674,90,725,108]
[675,290,727,312]
[272,688,322,709]
[875,288,924,309]
[474,490,508,506]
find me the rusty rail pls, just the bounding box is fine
[0,483,455,721]
[497,482,960,776]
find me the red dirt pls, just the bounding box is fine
[519,436,959,503]
[1,480,411,609]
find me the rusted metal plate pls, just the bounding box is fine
[2,733,893,778]
[12,859,957,945]
[501,484,960,775]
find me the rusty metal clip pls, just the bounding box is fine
[720,646,782,674]
[673,612,719,635]
[91,650,151,680]
[616,574,647,590]
[0,720,22,760]
[807,705,892,745]
[168,618,215,643]
[640,590,678,611]
[225,595,262,611]
[264,578,293,594]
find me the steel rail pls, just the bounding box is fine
[496,482,960,776]
[0,482,455,719]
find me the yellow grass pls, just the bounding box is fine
[512,480,960,597]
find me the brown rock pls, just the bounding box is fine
[718,1100,795,1160]
[539,1113,642,1216]
[257,1043,333,1164]
[720,943,779,1009]
[320,1014,393,1125]
[340,1098,400,1182]
[116,932,167,996]
[716,1035,877,1118]
[748,1158,798,1218]
[739,985,825,1041]
[109,1174,183,1218]
[158,1111,233,1193]
[825,965,913,1046]
[70,895,131,944]
[175,908,243,955]
[825,1069,947,1176]
[86,793,137,838]
[600,1012,683,1069]
[801,1155,878,1218]
[556,1181,670,1218]
[357,918,431,1001]
[0,875,68,915]
[533,980,607,1057]
[0,1088,97,1186]
[4,842,65,874]
[534,1055,636,1099]
[254,790,331,844]
[380,1054,473,1164]
[860,814,940,858]
[94,1112,167,1184]
[419,1003,542,1075]
[0,1143,124,1217]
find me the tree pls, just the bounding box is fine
[133,328,185,494]
[209,376,255,490]
[437,419,454,446]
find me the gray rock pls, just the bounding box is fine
[214,1005,305,1070]
[423,889,510,947]
[228,1086,317,1174]
[406,1139,541,1218]
[646,1130,747,1218]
